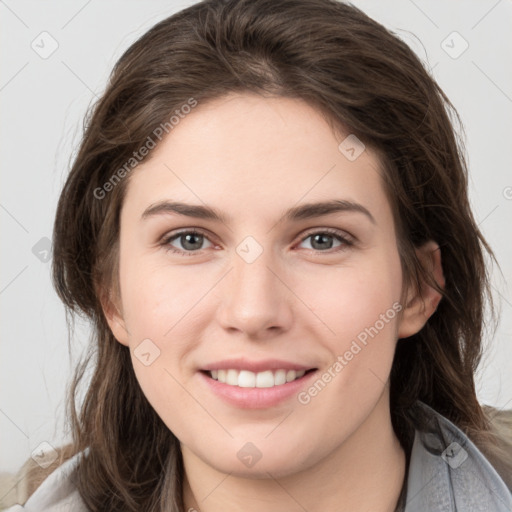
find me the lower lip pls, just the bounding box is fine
[198,370,318,409]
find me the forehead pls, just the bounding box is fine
[122,93,392,228]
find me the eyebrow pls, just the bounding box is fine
[141,199,376,225]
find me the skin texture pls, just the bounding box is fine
[104,93,444,512]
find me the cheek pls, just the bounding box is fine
[295,250,402,406]
[298,250,402,346]
[122,262,208,433]
[120,257,212,343]
[119,259,216,422]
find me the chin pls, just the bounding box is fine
[197,442,315,479]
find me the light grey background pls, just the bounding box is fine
[1,0,511,474]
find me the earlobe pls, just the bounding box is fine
[397,240,445,339]
[100,293,130,347]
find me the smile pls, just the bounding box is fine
[207,368,309,388]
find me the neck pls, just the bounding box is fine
[182,392,406,512]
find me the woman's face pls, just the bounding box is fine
[106,93,416,477]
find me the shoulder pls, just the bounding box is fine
[2,446,88,512]
[481,403,512,489]
[403,401,512,512]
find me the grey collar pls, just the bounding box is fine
[403,401,512,511]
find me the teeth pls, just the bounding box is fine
[256,370,274,388]
[209,368,308,388]
[238,370,256,388]
[274,369,286,386]
[226,369,238,386]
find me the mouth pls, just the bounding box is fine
[201,368,317,388]
[198,358,319,408]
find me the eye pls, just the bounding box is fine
[297,228,353,252]
[161,227,354,257]
[162,229,214,256]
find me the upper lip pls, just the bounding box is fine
[201,358,317,373]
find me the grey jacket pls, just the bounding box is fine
[399,401,512,511]
[5,401,512,511]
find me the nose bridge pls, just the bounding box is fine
[216,239,292,335]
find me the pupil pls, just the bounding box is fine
[312,234,333,250]
[182,233,202,250]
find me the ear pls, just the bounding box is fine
[397,240,445,339]
[100,290,130,347]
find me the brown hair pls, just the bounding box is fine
[50,0,511,510]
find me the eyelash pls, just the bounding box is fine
[160,227,354,257]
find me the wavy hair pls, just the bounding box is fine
[50,0,511,510]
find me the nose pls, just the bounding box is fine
[215,246,293,339]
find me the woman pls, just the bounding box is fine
[5,0,512,510]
